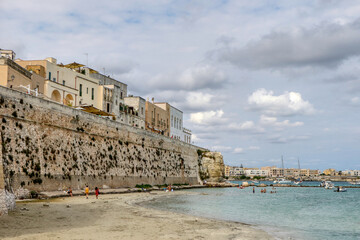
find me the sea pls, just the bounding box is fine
[143,181,360,240]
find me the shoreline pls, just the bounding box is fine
[0,189,274,240]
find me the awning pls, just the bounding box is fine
[76,105,114,117]
[64,62,85,69]
[88,68,98,74]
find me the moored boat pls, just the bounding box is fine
[334,186,347,192]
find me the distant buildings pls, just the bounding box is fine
[225,165,320,178]
[0,50,192,143]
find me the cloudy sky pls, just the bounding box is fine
[1,0,360,171]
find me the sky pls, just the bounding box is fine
[1,0,359,171]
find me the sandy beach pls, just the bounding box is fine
[0,191,273,240]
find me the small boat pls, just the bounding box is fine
[274,178,292,184]
[252,180,259,184]
[334,186,347,192]
[322,181,335,189]
[349,181,360,185]
[294,178,302,185]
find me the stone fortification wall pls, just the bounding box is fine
[0,86,204,207]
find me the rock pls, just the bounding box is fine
[14,188,30,199]
[66,205,71,208]
[259,183,267,187]
[20,207,29,211]
[43,203,50,207]
[200,152,225,182]
[242,182,249,187]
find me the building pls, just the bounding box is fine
[183,127,192,144]
[0,49,16,60]
[323,168,336,176]
[145,99,170,136]
[16,58,102,108]
[169,105,183,140]
[244,169,269,177]
[124,96,146,129]
[0,57,45,96]
[224,165,245,177]
[90,72,127,115]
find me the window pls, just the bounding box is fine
[91,88,94,100]
[87,88,88,94]
[79,84,82,96]
[107,103,110,113]
[141,107,143,115]
[48,72,51,80]
[120,92,123,99]
[171,116,173,127]
[63,80,65,86]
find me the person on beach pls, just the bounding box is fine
[95,187,99,199]
[253,187,255,193]
[67,187,73,197]
[85,185,89,199]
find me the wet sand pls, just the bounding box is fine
[0,191,274,240]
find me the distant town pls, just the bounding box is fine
[225,165,360,180]
[0,49,192,144]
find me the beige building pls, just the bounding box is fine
[0,57,45,96]
[16,58,102,108]
[323,168,336,176]
[145,100,170,136]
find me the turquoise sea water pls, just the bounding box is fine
[144,182,360,240]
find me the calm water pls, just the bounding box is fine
[144,182,360,240]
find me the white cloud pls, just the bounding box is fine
[259,115,304,128]
[190,110,226,125]
[248,89,316,116]
[149,65,227,91]
[248,146,260,150]
[350,96,360,106]
[177,92,225,112]
[268,135,310,144]
[210,145,232,152]
[228,121,265,133]
[233,147,244,154]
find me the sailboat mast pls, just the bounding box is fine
[298,158,300,170]
[281,155,284,177]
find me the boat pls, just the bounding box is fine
[321,181,335,189]
[294,178,303,185]
[349,181,360,185]
[274,178,292,184]
[334,186,347,192]
[252,180,259,184]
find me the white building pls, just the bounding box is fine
[244,169,269,177]
[124,96,146,129]
[183,127,192,144]
[170,105,183,140]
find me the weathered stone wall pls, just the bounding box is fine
[0,86,205,213]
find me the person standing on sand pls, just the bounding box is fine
[95,187,99,199]
[67,187,73,197]
[85,185,89,199]
[253,187,255,193]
